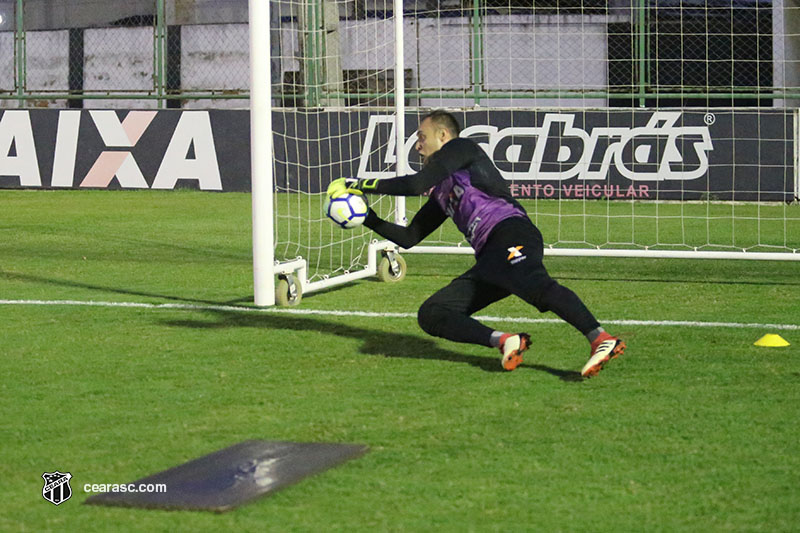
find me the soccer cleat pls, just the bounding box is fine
[498,333,530,371]
[581,333,626,378]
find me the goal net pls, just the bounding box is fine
[391,0,800,260]
[252,0,800,303]
[252,0,404,305]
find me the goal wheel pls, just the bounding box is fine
[275,275,302,306]
[377,252,406,283]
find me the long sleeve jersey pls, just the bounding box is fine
[361,137,527,254]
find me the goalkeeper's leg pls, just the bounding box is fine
[509,273,626,377]
[475,217,625,376]
[417,276,506,346]
[417,275,530,370]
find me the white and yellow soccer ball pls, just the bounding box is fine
[323,192,368,229]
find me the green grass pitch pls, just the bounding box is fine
[2,189,799,531]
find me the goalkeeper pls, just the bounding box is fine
[327,110,625,377]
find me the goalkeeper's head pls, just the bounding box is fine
[416,110,461,166]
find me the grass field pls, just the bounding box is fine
[2,189,800,532]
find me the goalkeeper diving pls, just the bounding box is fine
[327,110,625,377]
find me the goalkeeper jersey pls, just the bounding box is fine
[428,168,526,254]
[359,137,527,255]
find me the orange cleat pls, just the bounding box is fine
[581,333,626,378]
[498,333,531,371]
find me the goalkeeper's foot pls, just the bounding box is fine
[499,333,530,371]
[581,333,625,378]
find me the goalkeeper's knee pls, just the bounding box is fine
[417,300,448,337]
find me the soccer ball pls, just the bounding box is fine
[323,193,368,229]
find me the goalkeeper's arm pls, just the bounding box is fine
[364,198,447,249]
[353,138,480,196]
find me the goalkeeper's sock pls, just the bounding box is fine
[489,331,505,348]
[585,327,605,344]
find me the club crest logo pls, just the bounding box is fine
[42,471,72,506]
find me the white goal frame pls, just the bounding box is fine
[250,0,408,306]
[402,246,800,261]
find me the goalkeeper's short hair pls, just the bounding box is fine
[422,109,461,138]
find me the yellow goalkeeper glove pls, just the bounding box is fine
[326,177,364,199]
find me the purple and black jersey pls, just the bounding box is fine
[362,137,528,255]
[429,169,526,253]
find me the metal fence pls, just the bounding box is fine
[0,0,797,109]
[0,0,251,108]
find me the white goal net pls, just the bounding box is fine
[251,0,800,304]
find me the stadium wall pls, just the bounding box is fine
[0,108,796,202]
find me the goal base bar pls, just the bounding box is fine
[402,246,800,261]
[274,240,398,298]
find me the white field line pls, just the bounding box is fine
[1,298,799,331]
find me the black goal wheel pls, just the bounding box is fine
[275,275,302,306]
[377,253,407,283]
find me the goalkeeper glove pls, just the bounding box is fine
[326,177,363,199]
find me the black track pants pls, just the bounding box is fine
[417,217,601,347]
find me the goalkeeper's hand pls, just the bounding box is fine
[326,177,363,199]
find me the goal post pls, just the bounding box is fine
[250,0,275,307]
